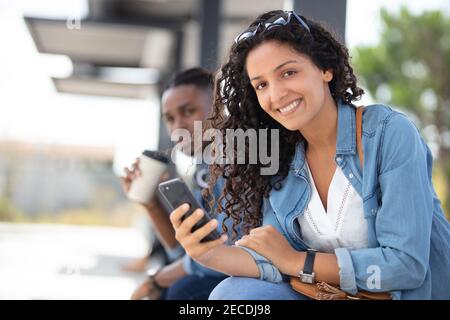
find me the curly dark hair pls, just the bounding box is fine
[203,10,364,239]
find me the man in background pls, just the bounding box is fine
[122,68,227,300]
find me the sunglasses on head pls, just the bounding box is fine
[234,11,311,45]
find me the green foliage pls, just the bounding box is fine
[353,7,450,218]
[354,7,450,124]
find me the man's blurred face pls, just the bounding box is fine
[161,84,212,156]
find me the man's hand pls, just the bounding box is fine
[121,157,141,195]
[121,158,170,208]
[130,278,163,300]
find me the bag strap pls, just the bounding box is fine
[290,108,395,301]
[356,106,364,169]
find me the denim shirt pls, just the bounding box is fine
[241,101,450,300]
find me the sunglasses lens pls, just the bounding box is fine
[291,12,311,32]
[265,13,290,24]
[235,25,258,43]
[235,12,309,44]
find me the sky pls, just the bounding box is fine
[0,0,160,174]
[0,0,449,173]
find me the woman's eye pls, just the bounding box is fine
[255,82,266,90]
[283,70,296,77]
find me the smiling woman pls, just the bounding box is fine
[246,43,336,131]
[206,10,363,236]
[168,9,450,300]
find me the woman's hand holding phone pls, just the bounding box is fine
[169,203,228,262]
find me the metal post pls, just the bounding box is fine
[290,0,347,43]
[173,28,184,74]
[199,0,221,71]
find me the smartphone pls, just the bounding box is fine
[158,178,221,243]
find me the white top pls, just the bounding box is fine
[297,162,369,253]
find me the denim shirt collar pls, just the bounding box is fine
[336,100,357,155]
[290,100,356,172]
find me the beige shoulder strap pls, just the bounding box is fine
[356,106,364,169]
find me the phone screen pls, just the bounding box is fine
[158,178,221,242]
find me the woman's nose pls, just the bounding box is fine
[269,81,289,108]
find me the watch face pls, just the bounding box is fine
[146,266,160,277]
[301,275,314,284]
[299,272,315,284]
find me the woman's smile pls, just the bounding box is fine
[277,98,303,116]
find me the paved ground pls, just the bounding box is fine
[0,222,156,300]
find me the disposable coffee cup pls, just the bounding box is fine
[127,150,170,203]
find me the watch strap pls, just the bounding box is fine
[303,249,317,275]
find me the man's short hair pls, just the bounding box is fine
[164,67,214,92]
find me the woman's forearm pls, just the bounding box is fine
[284,251,340,286]
[196,245,260,278]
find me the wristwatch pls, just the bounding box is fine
[298,249,318,284]
[147,267,164,299]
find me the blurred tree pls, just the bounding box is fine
[353,7,450,217]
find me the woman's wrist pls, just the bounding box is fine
[196,243,226,266]
[282,250,306,277]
